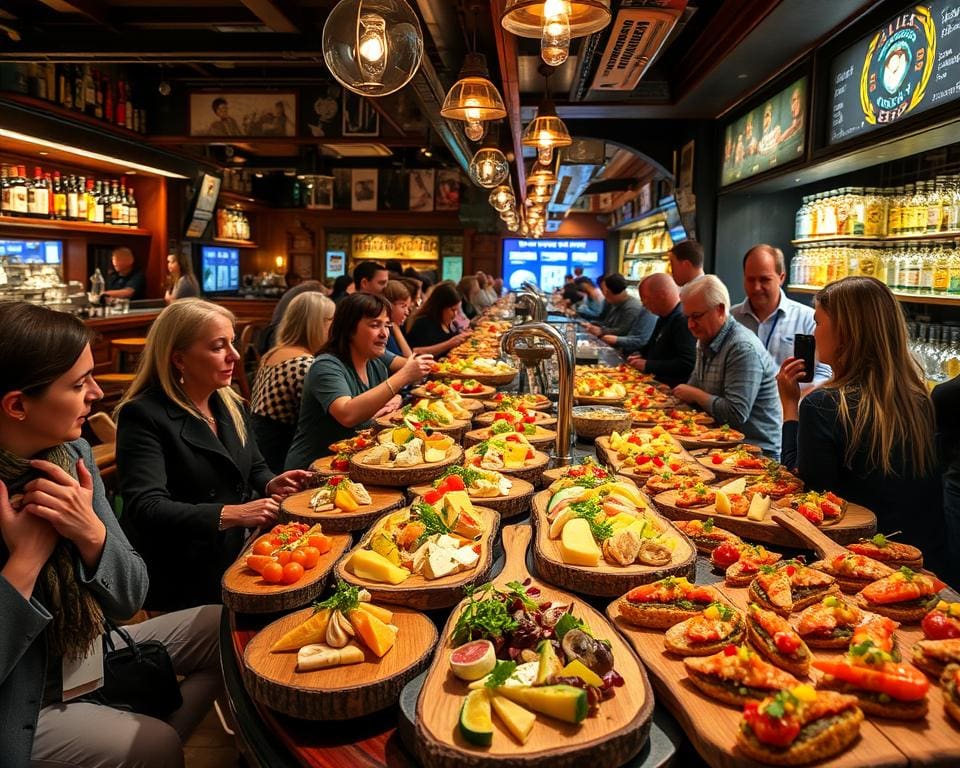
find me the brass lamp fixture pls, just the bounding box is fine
[523,67,572,166]
[501,0,611,66]
[489,183,515,212]
[442,51,507,140]
[527,161,557,187]
[322,0,423,97]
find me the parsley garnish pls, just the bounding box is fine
[571,498,614,542]
[451,585,520,646]
[554,612,587,642]
[505,580,539,611]
[411,501,451,548]
[703,518,715,533]
[434,465,485,488]
[491,419,514,435]
[899,566,916,580]
[485,660,518,689]
[763,690,797,719]
[315,580,361,614]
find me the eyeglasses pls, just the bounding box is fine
[684,305,719,322]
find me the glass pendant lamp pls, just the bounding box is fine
[489,184,515,212]
[323,0,424,97]
[522,99,571,165]
[442,53,507,142]
[468,129,509,188]
[501,0,611,66]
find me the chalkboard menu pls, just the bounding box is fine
[829,1,960,144]
[721,78,807,186]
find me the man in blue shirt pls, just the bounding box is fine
[673,275,782,458]
[730,244,831,387]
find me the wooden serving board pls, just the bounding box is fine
[414,524,654,768]
[349,445,464,487]
[480,395,553,412]
[336,506,500,609]
[221,532,352,614]
[651,489,877,547]
[429,370,518,387]
[407,477,536,520]
[242,605,437,721]
[309,455,346,477]
[464,426,557,450]
[691,448,767,480]
[530,490,696,597]
[479,450,552,487]
[374,413,472,441]
[279,485,406,533]
[473,410,558,427]
[575,394,627,407]
[671,434,746,451]
[412,383,497,400]
[605,595,908,768]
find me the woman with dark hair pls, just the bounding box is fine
[284,293,434,469]
[163,250,199,304]
[457,276,481,320]
[777,276,946,572]
[406,280,471,357]
[116,299,312,610]
[330,274,354,304]
[382,279,414,357]
[0,302,221,767]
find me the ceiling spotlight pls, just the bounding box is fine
[322,0,424,97]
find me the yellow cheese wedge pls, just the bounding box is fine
[442,490,475,527]
[723,477,747,495]
[348,549,411,584]
[715,490,732,516]
[559,517,601,566]
[747,493,771,521]
[504,442,528,468]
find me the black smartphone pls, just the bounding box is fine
[794,334,816,383]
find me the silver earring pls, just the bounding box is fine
[179,371,185,385]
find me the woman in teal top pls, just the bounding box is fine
[284,293,434,469]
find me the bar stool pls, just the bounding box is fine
[97,337,146,394]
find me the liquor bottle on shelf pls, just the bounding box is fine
[115,81,126,129]
[124,82,133,131]
[10,166,29,216]
[85,178,96,222]
[100,180,111,225]
[0,165,10,214]
[92,180,105,224]
[53,172,66,219]
[119,180,129,225]
[66,175,79,221]
[93,69,103,120]
[23,167,38,219]
[933,245,950,294]
[76,176,88,221]
[73,64,84,113]
[127,186,138,227]
[83,65,95,117]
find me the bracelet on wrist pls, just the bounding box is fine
[386,379,397,397]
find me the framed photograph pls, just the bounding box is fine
[409,169,435,212]
[342,91,380,136]
[300,82,342,138]
[304,175,334,210]
[189,92,296,137]
[679,140,694,192]
[435,169,461,211]
[351,169,378,211]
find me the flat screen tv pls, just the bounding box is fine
[0,238,62,264]
[501,238,604,292]
[184,172,222,239]
[200,245,239,294]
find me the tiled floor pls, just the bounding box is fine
[184,706,240,768]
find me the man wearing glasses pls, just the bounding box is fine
[672,275,782,458]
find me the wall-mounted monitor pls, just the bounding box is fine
[200,245,239,294]
[829,2,959,145]
[502,238,604,292]
[0,239,63,264]
[184,172,222,239]
[721,77,808,186]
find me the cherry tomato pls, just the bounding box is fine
[262,562,284,584]
[327,476,343,486]
[423,489,444,505]
[282,562,305,585]
[276,550,292,566]
[308,535,331,554]
[300,546,321,569]
[711,454,723,465]
[744,702,800,748]
[711,542,742,568]
[290,549,309,567]
[253,539,275,557]
[922,609,960,640]
[441,475,466,492]
[332,458,350,471]
[723,644,738,656]
[773,631,801,655]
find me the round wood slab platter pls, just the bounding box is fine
[671,433,747,451]
[407,477,536,519]
[473,410,558,428]
[309,455,347,477]
[349,445,464,487]
[242,605,438,720]
[373,414,471,441]
[221,533,352,614]
[429,370,518,387]
[413,383,497,400]
[650,488,877,547]
[530,491,696,597]
[279,485,406,533]
[413,524,654,768]
[574,394,627,407]
[541,463,617,485]
[464,450,551,487]
[480,395,553,412]
[335,506,501,609]
[464,426,557,450]
[402,394,486,415]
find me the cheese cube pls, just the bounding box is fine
[723,477,747,495]
[504,442,529,468]
[559,518,601,566]
[452,545,480,571]
[442,490,474,526]
[422,545,460,579]
[747,494,771,521]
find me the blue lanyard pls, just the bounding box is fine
[763,311,781,351]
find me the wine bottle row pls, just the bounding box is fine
[0,163,139,227]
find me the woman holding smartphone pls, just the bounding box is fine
[776,276,946,572]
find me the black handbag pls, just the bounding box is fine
[80,621,183,719]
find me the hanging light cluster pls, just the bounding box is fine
[500,0,611,67]
[322,0,424,97]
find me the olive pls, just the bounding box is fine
[561,628,614,676]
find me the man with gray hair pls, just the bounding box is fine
[673,274,782,457]
[731,243,830,386]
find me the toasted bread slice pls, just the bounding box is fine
[684,648,799,707]
[853,592,939,623]
[816,677,929,720]
[736,699,863,766]
[746,604,811,678]
[941,664,960,725]
[912,639,960,678]
[664,612,745,657]
[618,600,703,629]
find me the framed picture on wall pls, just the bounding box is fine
[351,169,378,211]
[435,169,461,211]
[409,169,435,211]
[189,92,296,137]
[342,92,380,136]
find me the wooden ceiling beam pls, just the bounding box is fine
[237,0,301,34]
[488,0,525,192]
[33,0,112,28]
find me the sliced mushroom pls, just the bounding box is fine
[602,529,642,566]
[637,540,673,566]
[325,610,351,648]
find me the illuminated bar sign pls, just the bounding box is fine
[721,77,808,186]
[829,1,960,144]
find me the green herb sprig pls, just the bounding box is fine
[485,660,518,689]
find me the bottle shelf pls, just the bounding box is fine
[788,284,960,307]
[212,237,258,248]
[791,231,960,246]
[621,251,669,260]
[0,214,150,236]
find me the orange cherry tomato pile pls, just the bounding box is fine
[245,522,332,586]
